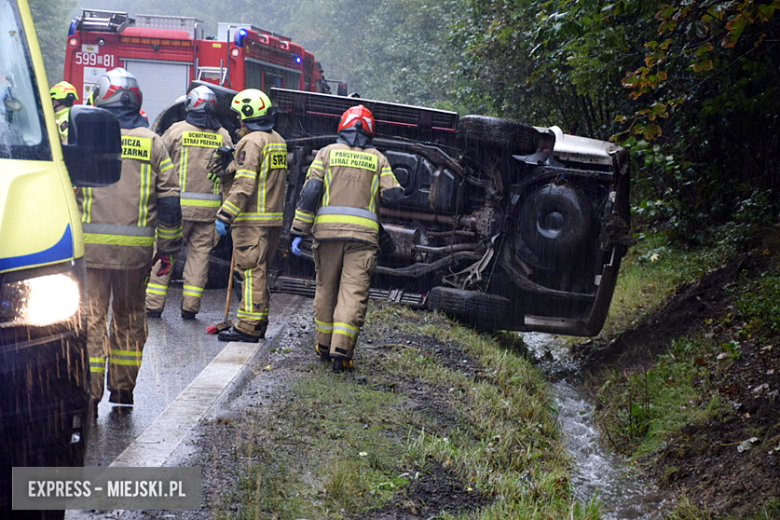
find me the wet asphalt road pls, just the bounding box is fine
[86,284,308,467]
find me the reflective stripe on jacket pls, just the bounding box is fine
[217,129,287,228]
[291,143,400,245]
[162,121,232,222]
[77,126,182,269]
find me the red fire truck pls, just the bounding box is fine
[63,9,340,124]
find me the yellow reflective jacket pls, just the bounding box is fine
[77,127,182,269]
[54,106,70,144]
[217,129,287,228]
[162,120,232,223]
[291,143,400,246]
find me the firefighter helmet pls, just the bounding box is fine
[185,85,218,113]
[92,68,142,109]
[230,89,272,121]
[49,81,78,107]
[337,105,375,137]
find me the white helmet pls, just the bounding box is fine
[93,68,142,109]
[184,85,217,113]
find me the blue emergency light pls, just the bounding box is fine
[234,28,248,47]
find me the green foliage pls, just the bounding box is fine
[595,337,726,458]
[29,0,76,86]
[734,271,780,338]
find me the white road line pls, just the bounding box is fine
[113,294,302,468]
[65,294,305,519]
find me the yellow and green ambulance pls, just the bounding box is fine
[0,0,120,514]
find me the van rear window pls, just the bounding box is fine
[0,0,51,160]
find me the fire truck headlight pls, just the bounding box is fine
[68,37,79,48]
[97,37,107,46]
[0,272,80,327]
[231,48,241,58]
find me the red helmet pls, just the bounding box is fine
[337,105,375,137]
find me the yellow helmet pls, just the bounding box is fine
[50,81,79,106]
[231,89,272,121]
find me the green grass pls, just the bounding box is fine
[592,226,780,518]
[734,271,780,339]
[594,337,728,459]
[601,231,730,339]
[217,304,602,519]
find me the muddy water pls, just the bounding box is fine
[521,332,669,519]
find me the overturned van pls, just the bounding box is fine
[160,82,632,336]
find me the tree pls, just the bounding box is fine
[29,0,76,86]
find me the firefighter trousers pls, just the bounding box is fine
[313,240,378,360]
[85,267,149,402]
[232,226,281,337]
[146,220,219,314]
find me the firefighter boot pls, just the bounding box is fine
[218,326,261,343]
[109,389,134,406]
[315,343,330,362]
[331,356,354,373]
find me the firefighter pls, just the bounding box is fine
[289,105,403,372]
[49,81,78,144]
[146,86,233,319]
[77,68,182,407]
[214,88,287,342]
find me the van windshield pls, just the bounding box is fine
[0,0,50,160]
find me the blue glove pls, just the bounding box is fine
[291,237,303,257]
[216,219,230,236]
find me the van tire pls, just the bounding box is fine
[427,287,512,331]
[457,115,538,155]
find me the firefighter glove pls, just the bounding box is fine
[207,145,235,182]
[216,219,230,237]
[153,253,174,276]
[291,237,303,257]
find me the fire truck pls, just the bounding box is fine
[63,9,341,124]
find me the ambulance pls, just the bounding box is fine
[0,0,120,514]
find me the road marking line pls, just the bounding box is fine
[65,295,305,519]
[112,295,302,468]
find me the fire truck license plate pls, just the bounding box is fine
[75,52,115,68]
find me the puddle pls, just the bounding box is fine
[522,333,669,519]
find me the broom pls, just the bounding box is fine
[206,251,236,334]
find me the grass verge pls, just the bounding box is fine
[216,303,602,519]
[591,227,780,518]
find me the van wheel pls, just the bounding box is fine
[517,183,593,265]
[427,287,513,332]
[457,115,539,155]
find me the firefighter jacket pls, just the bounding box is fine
[216,129,287,228]
[77,127,182,269]
[162,120,232,223]
[55,106,70,144]
[291,143,401,246]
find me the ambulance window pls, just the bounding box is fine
[0,0,49,160]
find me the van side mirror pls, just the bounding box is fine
[63,105,122,187]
